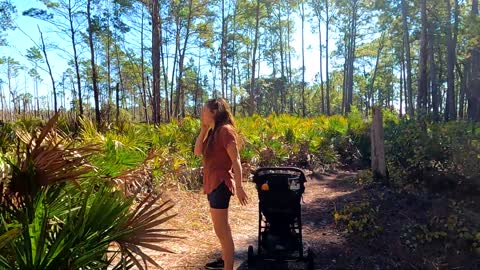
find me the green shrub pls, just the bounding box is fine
[0,116,177,270]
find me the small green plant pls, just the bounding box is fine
[400,200,479,253]
[353,169,374,185]
[334,201,382,238]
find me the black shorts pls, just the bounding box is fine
[207,181,232,209]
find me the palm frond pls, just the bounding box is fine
[113,150,158,196]
[8,113,100,195]
[115,193,182,270]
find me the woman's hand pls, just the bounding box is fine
[200,107,208,129]
[200,107,213,130]
[233,185,249,206]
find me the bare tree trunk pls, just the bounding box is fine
[345,0,357,113]
[468,0,479,121]
[87,0,100,126]
[399,49,404,117]
[115,83,120,124]
[277,8,286,113]
[231,4,238,109]
[429,17,439,121]
[140,5,148,123]
[401,0,414,118]
[286,4,292,85]
[301,0,306,117]
[160,15,169,122]
[459,61,468,119]
[114,44,124,122]
[170,21,179,117]
[249,0,261,116]
[220,0,226,98]
[325,0,330,115]
[67,0,83,117]
[152,0,161,124]
[371,107,387,181]
[38,27,57,114]
[417,0,428,117]
[342,33,348,114]
[318,17,324,114]
[368,35,384,115]
[174,0,193,119]
[444,0,457,120]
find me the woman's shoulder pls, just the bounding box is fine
[217,124,236,136]
[219,124,235,131]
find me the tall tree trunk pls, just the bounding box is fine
[468,0,479,121]
[87,0,100,126]
[429,20,439,121]
[399,48,404,117]
[68,0,82,117]
[152,0,161,124]
[368,35,384,114]
[38,27,57,114]
[140,5,148,123]
[34,64,40,117]
[301,0,306,117]
[160,15,169,122]
[194,46,201,116]
[220,0,226,98]
[249,0,261,116]
[458,62,467,119]
[345,0,357,113]
[114,45,124,123]
[278,8,286,113]
[325,0,330,115]
[115,83,120,124]
[286,4,292,85]
[444,0,457,120]
[171,21,179,117]
[106,21,112,123]
[401,0,414,118]
[7,60,14,120]
[175,0,193,118]
[438,47,445,115]
[231,4,237,108]
[342,31,348,114]
[417,0,428,116]
[312,1,324,114]
[319,21,324,114]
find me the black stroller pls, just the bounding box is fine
[247,167,314,270]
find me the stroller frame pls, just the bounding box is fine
[248,167,314,270]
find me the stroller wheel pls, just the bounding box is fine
[305,248,314,270]
[247,245,254,267]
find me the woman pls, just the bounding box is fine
[194,98,249,270]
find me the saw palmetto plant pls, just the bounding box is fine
[0,114,178,270]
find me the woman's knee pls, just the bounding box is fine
[213,221,231,238]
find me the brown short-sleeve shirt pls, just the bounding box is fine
[202,124,237,194]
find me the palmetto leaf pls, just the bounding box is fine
[9,113,100,195]
[116,193,182,269]
[0,228,21,249]
[113,150,158,196]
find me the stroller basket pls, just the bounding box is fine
[248,167,314,269]
[253,167,306,234]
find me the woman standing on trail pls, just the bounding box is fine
[194,98,249,270]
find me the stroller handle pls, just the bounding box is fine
[253,167,306,177]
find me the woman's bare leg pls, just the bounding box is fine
[210,208,234,270]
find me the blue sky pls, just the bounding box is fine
[1,0,335,108]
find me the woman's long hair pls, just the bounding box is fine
[203,98,239,155]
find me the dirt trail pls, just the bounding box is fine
[147,170,359,270]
